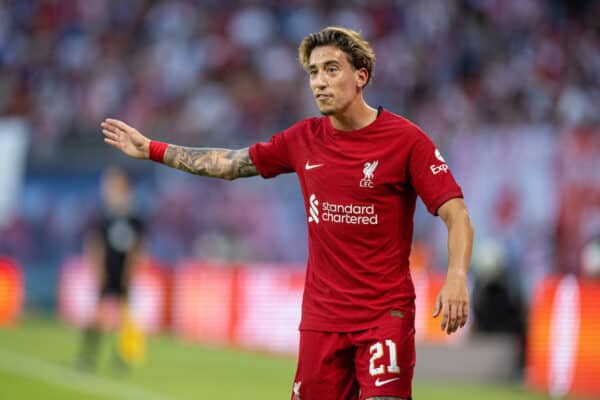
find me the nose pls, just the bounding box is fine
[311,70,327,90]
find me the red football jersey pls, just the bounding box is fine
[249,109,463,331]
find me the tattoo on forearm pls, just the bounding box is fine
[163,146,258,180]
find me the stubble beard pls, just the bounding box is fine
[318,102,336,116]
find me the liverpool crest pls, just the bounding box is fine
[360,160,378,188]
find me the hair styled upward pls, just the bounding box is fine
[299,26,376,87]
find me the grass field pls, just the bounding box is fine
[0,315,554,399]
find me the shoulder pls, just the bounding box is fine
[380,110,430,145]
[284,117,323,136]
[272,117,324,147]
[382,110,422,134]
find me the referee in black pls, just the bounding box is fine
[77,166,145,371]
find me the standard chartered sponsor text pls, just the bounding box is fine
[321,201,378,225]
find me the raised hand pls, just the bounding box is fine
[101,118,150,159]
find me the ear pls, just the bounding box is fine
[355,67,369,89]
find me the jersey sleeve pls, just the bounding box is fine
[249,123,301,179]
[408,132,463,215]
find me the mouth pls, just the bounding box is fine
[315,94,332,102]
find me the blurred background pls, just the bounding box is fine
[0,0,599,399]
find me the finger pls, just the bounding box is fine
[454,301,461,332]
[453,302,463,332]
[105,118,124,126]
[107,118,132,132]
[441,303,449,331]
[102,119,125,133]
[460,302,469,328]
[101,121,123,135]
[102,129,120,141]
[457,302,466,330]
[102,119,121,128]
[448,302,457,334]
[104,138,121,149]
[432,295,442,318]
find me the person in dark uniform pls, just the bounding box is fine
[77,166,144,371]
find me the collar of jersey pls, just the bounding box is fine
[324,107,386,138]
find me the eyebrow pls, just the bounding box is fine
[307,59,341,70]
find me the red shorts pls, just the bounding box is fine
[291,310,415,400]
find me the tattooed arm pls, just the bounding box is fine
[163,145,258,180]
[101,118,258,180]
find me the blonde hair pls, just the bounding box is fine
[298,26,376,86]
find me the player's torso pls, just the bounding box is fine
[296,118,416,240]
[293,115,420,331]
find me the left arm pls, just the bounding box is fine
[432,197,474,334]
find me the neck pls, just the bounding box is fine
[329,96,378,131]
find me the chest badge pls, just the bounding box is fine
[360,160,379,188]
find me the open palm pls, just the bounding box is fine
[101,118,150,159]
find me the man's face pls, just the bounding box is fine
[308,45,365,116]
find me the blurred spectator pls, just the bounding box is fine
[0,0,598,149]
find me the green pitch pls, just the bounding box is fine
[0,315,551,399]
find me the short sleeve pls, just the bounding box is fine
[408,132,463,215]
[249,124,299,179]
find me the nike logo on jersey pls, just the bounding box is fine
[305,161,324,170]
[374,377,401,387]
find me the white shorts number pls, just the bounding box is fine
[369,339,400,376]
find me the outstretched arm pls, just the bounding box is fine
[101,118,258,180]
[432,197,474,334]
[162,145,257,180]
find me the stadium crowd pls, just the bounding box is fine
[1,0,598,146]
[0,0,599,303]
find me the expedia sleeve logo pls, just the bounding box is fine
[308,194,378,225]
[430,149,449,175]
